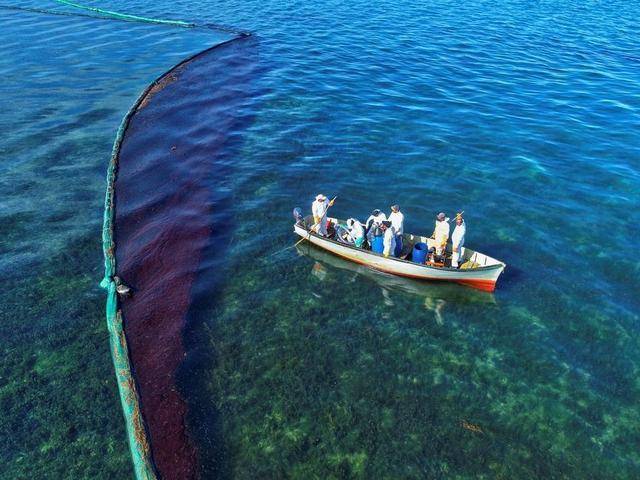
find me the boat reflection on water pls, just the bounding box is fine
[297,244,496,324]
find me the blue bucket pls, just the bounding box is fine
[412,242,428,264]
[371,235,384,254]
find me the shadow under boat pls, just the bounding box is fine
[296,243,497,307]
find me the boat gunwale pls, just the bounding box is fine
[293,220,506,274]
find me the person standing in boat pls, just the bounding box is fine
[431,212,450,257]
[388,204,404,257]
[451,213,466,268]
[381,220,397,257]
[346,218,365,247]
[311,194,334,236]
[365,209,387,245]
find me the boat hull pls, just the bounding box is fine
[293,223,505,292]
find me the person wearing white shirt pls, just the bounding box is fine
[451,214,466,268]
[381,221,397,257]
[431,212,450,256]
[346,218,365,247]
[311,194,334,236]
[388,204,404,257]
[365,209,387,244]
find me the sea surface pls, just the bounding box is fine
[1,0,639,478]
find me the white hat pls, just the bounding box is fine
[315,194,327,201]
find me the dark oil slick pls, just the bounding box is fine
[114,35,258,478]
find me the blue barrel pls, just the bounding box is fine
[412,242,428,264]
[372,235,384,254]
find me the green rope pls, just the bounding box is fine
[53,0,195,27]
[101,67,159,480]
[1,3,250,36]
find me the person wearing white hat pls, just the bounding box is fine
[311,194,333,236]
[431,212,450,256]
[451,213,466,268]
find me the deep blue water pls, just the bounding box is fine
[1,0,639,477]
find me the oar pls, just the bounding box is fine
[449,211,464,222]
[294,196,337,247]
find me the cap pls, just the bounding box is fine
[315,194,327,201]
[437,212,446,220]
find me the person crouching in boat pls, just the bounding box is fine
[388,204,404,257]
[346,218,365,247]
[365,209,387,245]
[381,220,397,257]
[430,212,450,258]
[451,213,466,268]
[311,194,334,236]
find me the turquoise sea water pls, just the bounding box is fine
[2,0,640,478]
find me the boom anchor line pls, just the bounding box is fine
[0,2,252,36]
[53,0,196,27]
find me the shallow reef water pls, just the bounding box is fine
[2,0,640,478]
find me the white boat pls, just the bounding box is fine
[297,244,497,305]
[293,216,506,292]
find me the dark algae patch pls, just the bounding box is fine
[187,231,640,479]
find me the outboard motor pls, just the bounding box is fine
[292,207,304,225]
